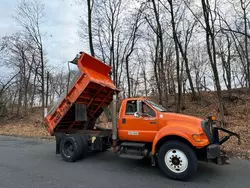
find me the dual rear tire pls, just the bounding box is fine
[60,134,88,162]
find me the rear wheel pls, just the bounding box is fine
[79,135,89,158]
[157,140,198,180]
[60,134,83,162]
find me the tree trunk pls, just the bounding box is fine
[125,57,131,97]
[30,68,38,109]
[24,55,33,115]
[177,42,197,100]
[154,37,162,104]
[221,35,232,98]
[17,76,23,116]
[46,71,49,107]
[152,0,165,106]
[242,1,250,88]
[87,0,95,57]
[143,68,148,96]
[11,91,18,115]
[40,48,45,118]
[201,0,225,126]
[168,0,181,112]
[204,76,207,91]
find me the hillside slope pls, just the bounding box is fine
[0,89,249,158]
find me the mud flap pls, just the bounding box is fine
[55,133,66,154]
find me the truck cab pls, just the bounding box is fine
[118,98,208,146]
[118,97,212,147]
[114,97,240,180]
[115,97,211,179]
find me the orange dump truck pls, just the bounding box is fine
[44,52,240,180]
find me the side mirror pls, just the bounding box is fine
[134,111,141,118]
[136,100,142,112]
[134,100,142,118]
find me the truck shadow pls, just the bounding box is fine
[133,157,219,181]
[81,150,223,183]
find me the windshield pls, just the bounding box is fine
[146,100,167,112]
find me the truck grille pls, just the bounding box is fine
[201,120,213,143]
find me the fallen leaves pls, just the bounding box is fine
[0,120,51,139]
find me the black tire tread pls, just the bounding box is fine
[79,135,89,158]
[60,134,83,162]
[157,140,198,180]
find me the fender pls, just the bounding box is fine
[151,125,209,154]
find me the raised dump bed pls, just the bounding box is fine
[44,52,118,136]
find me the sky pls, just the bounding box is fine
[0,0,88,72]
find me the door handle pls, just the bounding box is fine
[149,121,156,124]
[122,118,126,124]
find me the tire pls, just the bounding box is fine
[157,140,198,180]
[60,134,83,162]
[79,135,89,158]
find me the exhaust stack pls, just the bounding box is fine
[112,93,117,152]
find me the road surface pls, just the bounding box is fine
[0,135,249,188]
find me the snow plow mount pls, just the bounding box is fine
[216,127,241,145]
[207,116,241,146]
[203,116,240,165]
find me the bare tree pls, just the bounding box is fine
[123,5,144,97]
[137,53,149,96]
[145,0,166,106]
[176,18,198,100]
[1,34,36,116]
[201,0,225,125]
[190,44,209,95]
[167,0,182,112]
[14,0,46,117]
[240,0,250,88]
[216,33,233,98]
[151,0,166,104]
[79,0,126,87]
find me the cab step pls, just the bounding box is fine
[119,154,144,160]
[120,142,145,148]
[118,142,148,160]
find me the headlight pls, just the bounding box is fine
[211,116,216,121]
[192,134,202,142]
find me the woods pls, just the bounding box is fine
[1,0,250,125]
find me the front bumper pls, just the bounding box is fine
[206,144,229,164]
[207,144,220,159]
[202,117,241,164]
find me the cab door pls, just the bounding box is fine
[118,100,158,142]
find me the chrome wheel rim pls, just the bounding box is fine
[164,149,188,173]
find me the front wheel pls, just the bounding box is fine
[157,140,198,180]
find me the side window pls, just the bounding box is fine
[142,102,156,117]
[125,100,137,115]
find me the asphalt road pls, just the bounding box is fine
[0,135,249,188]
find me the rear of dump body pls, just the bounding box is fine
[44,52,118,136]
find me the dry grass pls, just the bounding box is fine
[0,123,51,139]
[0,108,51,139]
